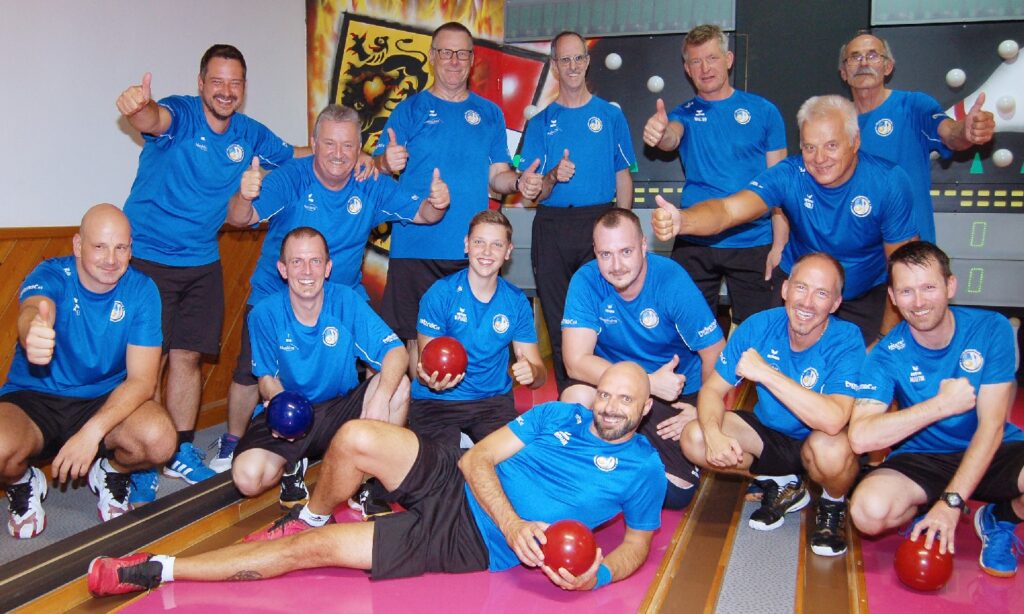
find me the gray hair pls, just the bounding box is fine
[796,95,859,142]
[313,104,361,139]
[838,33,894,71]
[550,31,587,58]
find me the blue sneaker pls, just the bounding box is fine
[208,433,239,474]
[163,442,216,484]
[974,503,1024,577]
[128,469,160,505]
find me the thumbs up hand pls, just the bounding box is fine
[240,156,262,200]
[25,300,56,365]
[652,195,682,241]
[428,168,450,211]
[552,148,575,183]
[384,127,409,173]
[518,158,543,200]
[643,98,670,147]
[963,92,995,145]
[511,347,535,386]
[117,72,154,117]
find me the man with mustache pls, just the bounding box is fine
[516,30,636,392]
[839,33,995,243]
[562,209,725,510]
[88,362,666,595]
[117,45,306,499]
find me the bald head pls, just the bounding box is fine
[591,361,652,443]
[73,204,133,293]
[80,203,130,236]
[600,361,651,401]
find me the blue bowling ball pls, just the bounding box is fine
[267,391,314,440]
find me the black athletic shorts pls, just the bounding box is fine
[381,258,468,340]
[408,392,518,449]
[233,379,371,466]
[0,390,111,460]
[872,441,1024,503]
[671,240,773,324]
[371,433,490,579]
[131,258,225,356]
[231,305,257,386]
[638,393,701,484]
[733,410,807,476]
[771,267,886,344]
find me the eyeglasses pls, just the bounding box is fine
[845,51,887,65]
[554,54,588,66]
[433,48,473,61]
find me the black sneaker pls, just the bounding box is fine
[279,458,309,509]
[810,499,848,556]
[748,477,810,531]
[347,478,393,521]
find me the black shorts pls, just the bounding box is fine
[770,267,886,344]
[371,433,489,579]
[408,393,518,449]
[381,258,468,340]
[638,394,701,483]
[233,379,371,466]
[231,305,257,386]
[874,441,1024,504]
[733,410,807,476]
[131,258,225,356]
[672,240,772,324]
[0,390,111,460]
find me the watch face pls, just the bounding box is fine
[944,493,963,507]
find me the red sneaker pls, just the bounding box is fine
[87,553,162,597]
[243,506,317,542]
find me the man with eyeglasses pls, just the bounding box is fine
[516,30,637,392]
[373,22,523,377]
[652,95,919,345]
[643,24,787,334]
[839,33,995,243]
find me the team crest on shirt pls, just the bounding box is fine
[799,367,819,389]
[464,109,481,125]
[226,144,244,163]
[347,196,363,215]
[322,326,339,347]
[593,456,618,472]
[734,108,751,125]
[874,119,893,137]
[109,300,125,323]
[492,314,510,334]
[850,195,872,217]
[639,308,660,329]
[587,116,603,133]
[959,349,984,373]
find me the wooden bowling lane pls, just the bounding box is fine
[796,503,867,614]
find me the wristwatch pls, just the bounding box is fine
[940,491,965,510]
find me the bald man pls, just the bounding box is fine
[1,205,174,539]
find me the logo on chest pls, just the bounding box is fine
[304,192,316,212]
[593,456,619,472]
[492,314,509,334]
[803,194,815,209]
[850,195,872,218]
[959,349,983,373]
[874,118,893,137]
[587,116,603,133]
[909,364,925,383]
[454,308,468,324]
[425,109,441,125]
[109,300,125,323]
[226,144,245,163]
[639,308,660,329]
[799,367,819,389]
[554,431,572,446]
[347,196,362,215]
[734,108,751,125]
[322,326,339,347]
[464,109,481,125]
[694,109,708,123]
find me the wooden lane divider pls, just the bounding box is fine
[795,500,867,614]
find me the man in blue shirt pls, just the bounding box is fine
[849,241,1024,578]
[562,209,725,510]
[517,30,636,392]
[1,205,175,539]
[839,34,995,243]
[117,45,304,490]
[652,94,919,344]
[211,104,450,481]
[682,253,865,556]
[643,24,788,329]
[228,227,410,512]
[88,362,666,595]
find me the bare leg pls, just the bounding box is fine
[0,403,44,483]
[226,382,260,437]
[679,412,764,476]
[849,468,927,535]
[104,400,177,472]
[232,449,288,497]
[802,430,859,498]
[165,349,202,432]
[361,372,410,427]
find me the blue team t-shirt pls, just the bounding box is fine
[414,269,537,401]
[248,284,402,404]
[858,307,1023,454]
[670,90,787,248]
[857,90,950,243]
[562,254,723,396]
[716,308,865,439]
[123,95,294,266]
[517,96,636,207]
[747,154,917,299]
[465,401,666,571]
[2,257,162,398]
[374,91,511,260]
[248,157,424,305]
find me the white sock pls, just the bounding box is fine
[766,474,798,487]
[151,555,175,583]
[821,491,845,503]
[298,505,330,527]
[13,468,33,484]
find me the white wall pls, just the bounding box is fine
[0,1,308,227]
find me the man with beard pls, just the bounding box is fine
[88,362,666,594]
[681,253,864,556]
[849,241,1024,578]
[117,45,305,497]
[562,209,725,510]
[516,30,636,392]
[839,33,995,243]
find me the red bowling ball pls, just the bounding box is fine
[542,519,597,577]
[893,534,954,591]
[421,336,468,380]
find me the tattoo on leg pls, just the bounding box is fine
[226,570,263,581]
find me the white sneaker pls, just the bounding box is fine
[7,466,48,538]
[88,459,132,521]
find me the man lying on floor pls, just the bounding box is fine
[88,361,667,595]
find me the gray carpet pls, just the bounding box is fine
[0,426,225,565]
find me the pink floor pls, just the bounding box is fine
[121,508,684,613]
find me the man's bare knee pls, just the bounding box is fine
[680,421,706,466]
